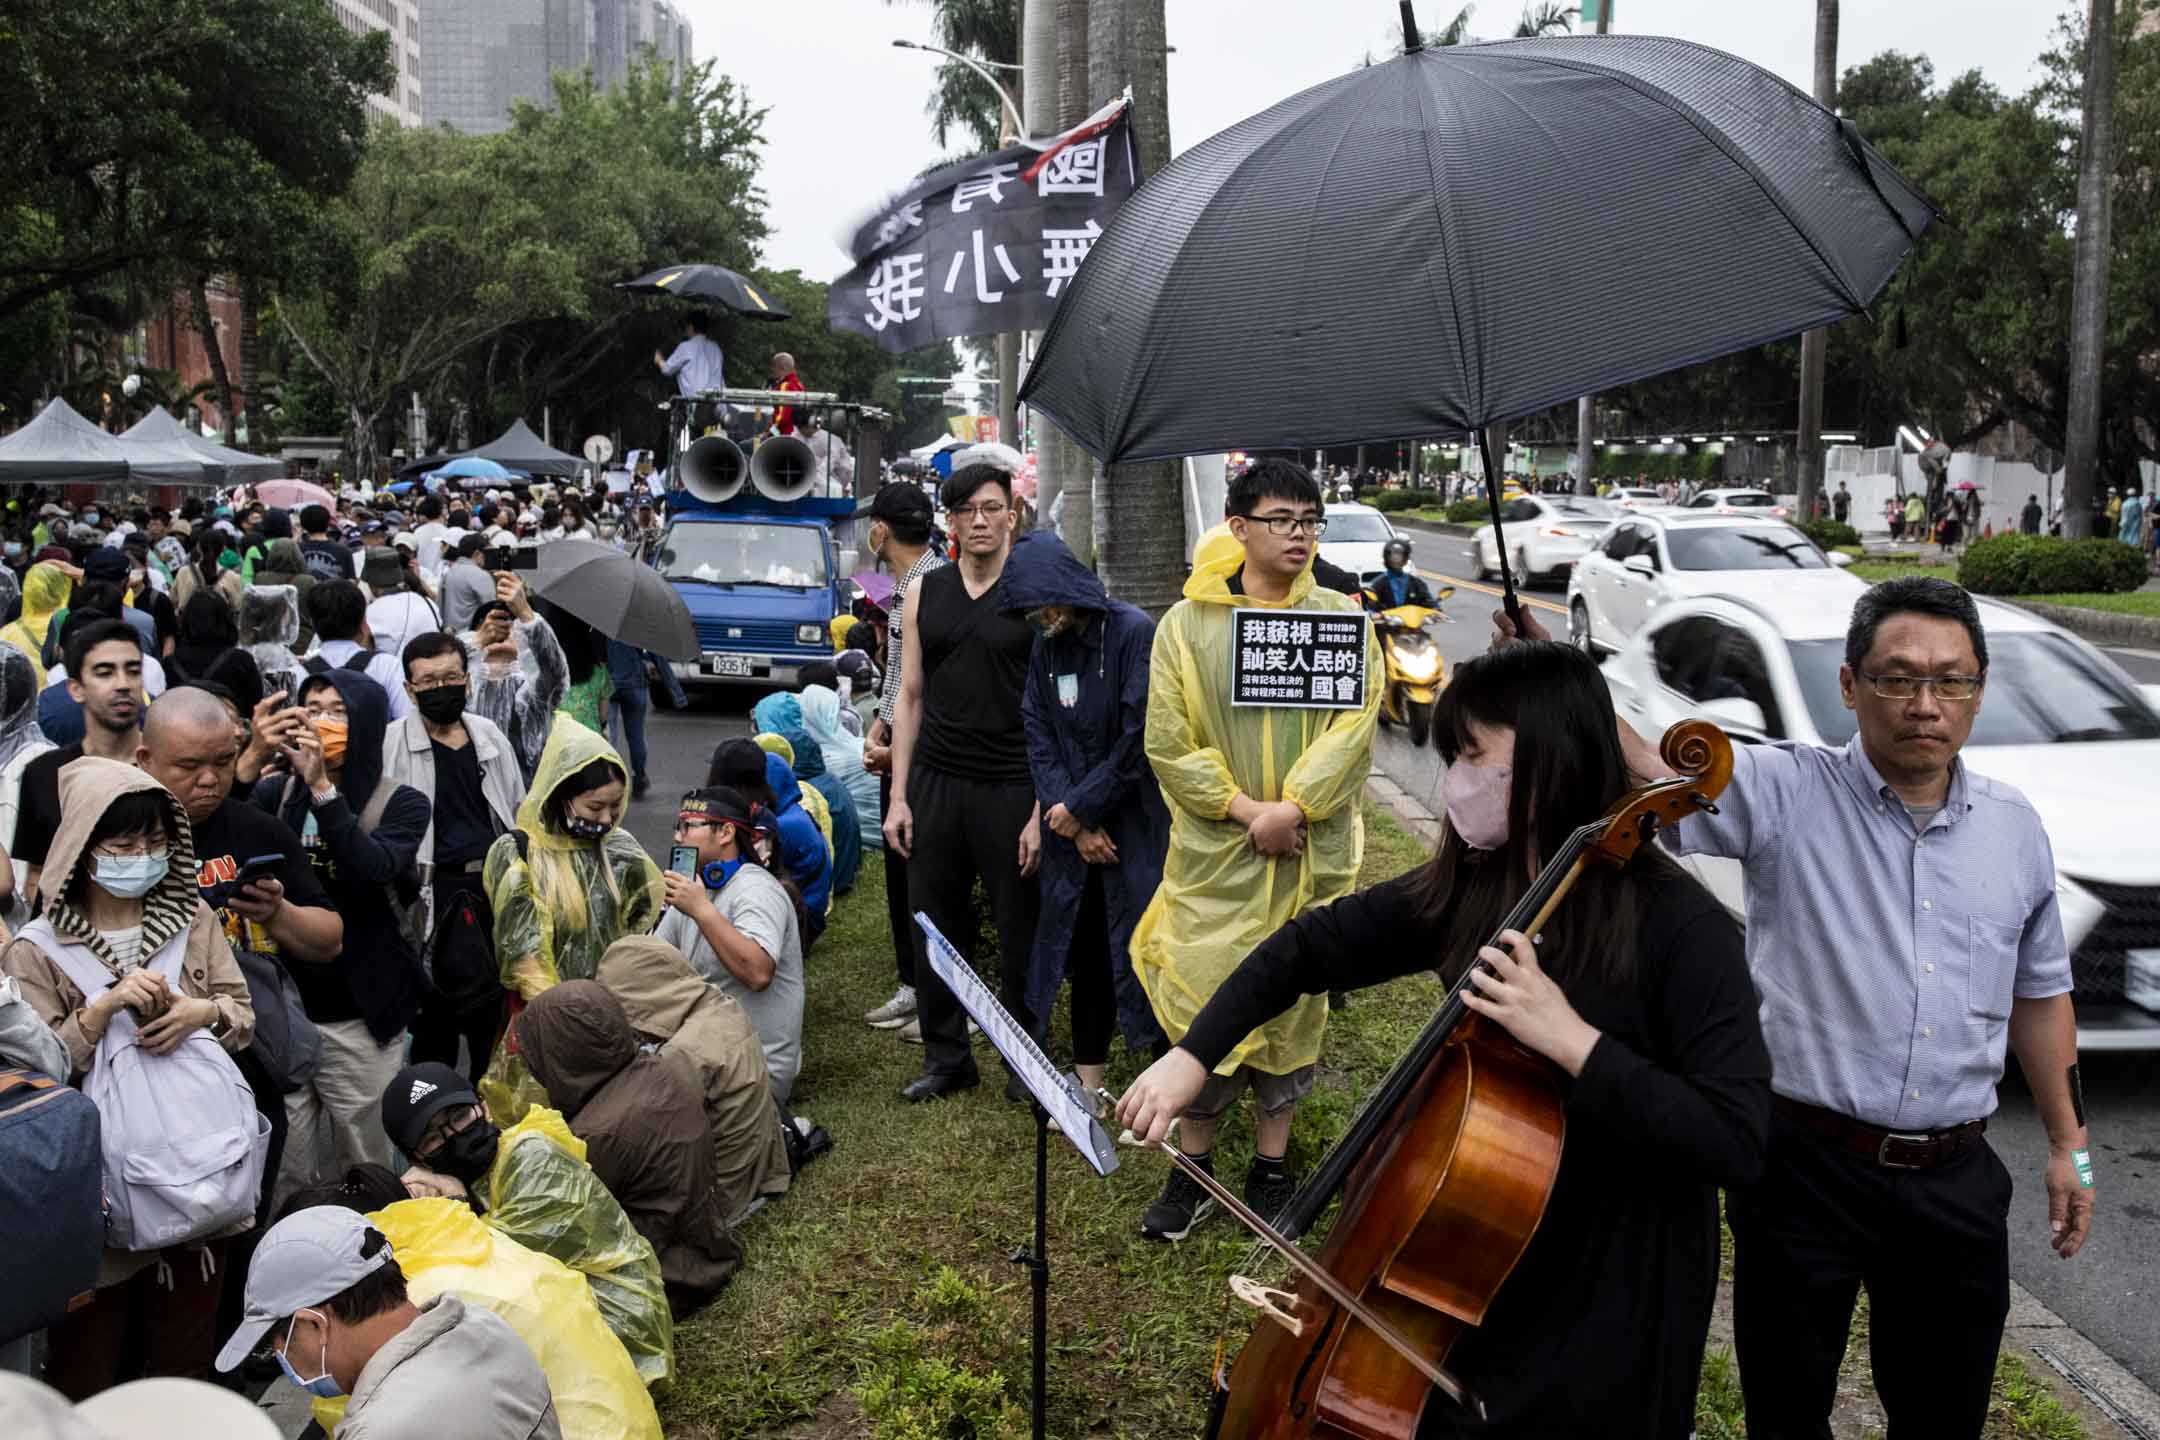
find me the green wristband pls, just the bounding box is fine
[2072,1147,2094,1189]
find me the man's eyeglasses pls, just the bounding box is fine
[1859,672,1983,701]
[1241,513,1328,537]
[948,502,1010,522]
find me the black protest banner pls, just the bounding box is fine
[829,103,1141,353]
[1228,609,1369,709]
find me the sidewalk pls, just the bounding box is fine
[1359,773,2160,1440]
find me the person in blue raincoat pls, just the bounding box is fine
[751,692,860,897]
[1001,534,1169,1093]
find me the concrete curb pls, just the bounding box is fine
[1360,772,2160,1438]
[2010,599,2160,651]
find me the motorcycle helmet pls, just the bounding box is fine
[1383,536,1413,566]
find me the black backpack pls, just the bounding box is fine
[0,1068,103,1343]
[302,650,375,678]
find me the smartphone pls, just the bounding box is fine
[201,853,287,910]
[508,548,541,571]
[668,845,700,878]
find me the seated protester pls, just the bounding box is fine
[303,580,411,721]
[756,731,835,862]
[164,588,242,688]
[461,579,569,783]
[381,1063,675,1386]
[12,619,150,905]
[752,692,860,895]
[0,758,256,1399]
[384,632,526,1087]
[487,719,662,1004]
[252,668,431,1201]
[276,1169,661,1440]
[708,738,830,951]
[360,546,440,665]
[654,787,806,1103]
[598,936,793,1225]
[214,1207,561,1440]
[514,982,743,1315]
[801,682,881,849]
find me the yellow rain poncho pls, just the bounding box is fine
[483,1105,676,1385]
[0,564,71,690]
[486,716,664,999]
[1132,527,1381,1075]
[309,1196,662,1440]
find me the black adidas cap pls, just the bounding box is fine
[380,1061,479,1153]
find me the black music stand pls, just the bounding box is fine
[916,913,1118,1440]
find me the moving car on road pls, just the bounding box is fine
[1315,501,1407,583]
[1566,512,1863,655]
[1601,588,2160,1050]
[1685,486,1792,518]
[1470,494,1617,587]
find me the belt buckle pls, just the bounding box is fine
[1877,1132,1932,1169]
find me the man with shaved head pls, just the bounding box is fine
[770,351,805,435]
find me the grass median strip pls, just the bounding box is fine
[658,802,2088,1439]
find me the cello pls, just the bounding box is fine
[1167,718,1734,1438]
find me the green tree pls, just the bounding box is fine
[886,0,1023,152]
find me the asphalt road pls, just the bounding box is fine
[1386,527,2160,1388]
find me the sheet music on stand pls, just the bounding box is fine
[915,913,1118,1177]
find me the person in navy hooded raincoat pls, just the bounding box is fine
[1001,534,1168,1092]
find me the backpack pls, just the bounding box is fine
[302,649,376,678]
[30,922,269,1251]
[0,1067,103,1342]
[232,944,320,1095]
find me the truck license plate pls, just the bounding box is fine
[706,654,753,677]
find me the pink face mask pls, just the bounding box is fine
[1442,761,1511,852]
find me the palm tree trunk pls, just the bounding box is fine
[1793,0,1837,526]
[2063,0,2117,540]
[1089,0,1183,613]
[190,275,239,447]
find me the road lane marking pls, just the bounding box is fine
[1416,567,1566,615]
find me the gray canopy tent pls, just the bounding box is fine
[120,408,282,488]
[0,398,207,488]
[404,418,584,481]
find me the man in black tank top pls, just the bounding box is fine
[882,465,1044,1101]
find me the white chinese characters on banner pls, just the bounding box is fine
[951,162,1021,213]
[863,253,928,333]
[872,200,925,251]
[1043,220,1102,297]
[1036,137,1108,197]
[944,229,1023,304]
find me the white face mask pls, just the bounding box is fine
[93,851,170,899]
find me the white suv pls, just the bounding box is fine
[1685,487,1791,518]
[1471,494,1618,587]
[1566,512,1862,654]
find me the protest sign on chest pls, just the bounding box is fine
[1228,609,1368,710]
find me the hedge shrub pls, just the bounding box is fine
[1446,497,1493,524]
[1956,534,2147,596]
[1370,490,1421,513]
[1796,518,1860,550]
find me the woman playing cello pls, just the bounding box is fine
[1118,640,1772,1437]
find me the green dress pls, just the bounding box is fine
[558,667,615,735]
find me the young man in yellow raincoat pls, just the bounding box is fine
[1129,459,1380,1241]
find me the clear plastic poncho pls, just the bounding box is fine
[464,614,571,778]
[1131,526,1382,1076]
[484,1107,676,1387]
[308,1195,663,1437]
[238,584,303,705]
[800,684,881,847]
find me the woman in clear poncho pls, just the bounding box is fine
[237,583,304,706]
[0,641,54,919]
[461,593,571,781]
[799,683,881,848]
[0,563,70,690]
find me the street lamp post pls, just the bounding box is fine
[892,39,1030,145]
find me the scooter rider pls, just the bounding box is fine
[1364,538,1435,610]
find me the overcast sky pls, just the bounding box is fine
[685,0,2066,281]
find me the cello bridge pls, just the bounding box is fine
[1229,1274,1305,1336]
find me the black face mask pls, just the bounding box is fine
[415,684,468,724]
[435,1119,500,1185]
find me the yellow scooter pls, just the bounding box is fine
[1361,586,1454,747]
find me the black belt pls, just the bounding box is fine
[1775,1096,1986,1171]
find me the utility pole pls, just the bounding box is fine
[1793,0,1838,525]
[1088,0,1182,613]
[2063,0,2117,539]
[1572,0,1612,496]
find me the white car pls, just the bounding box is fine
[1471,494,1618,587]
[1605,486,1666,509]
[1601,590,2160,1050]
[1566,513,1865,655]
[1316,501,1403,582]
[1685,487,1792,519]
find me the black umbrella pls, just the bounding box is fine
[616,263,792,321]
[531,539,700,661]
[1020,14,1937,620]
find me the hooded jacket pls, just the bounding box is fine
[484,718,663,998]
[800,683,881,845]
[1000,535,1169,1052]
[599,936,791,1223]
[515,981,742,1314]
[1131,526,1380,1075]
[758,750,831,932]
[752,694,858,897]
[252,666,430,1041]
[0,563,70,690]
[0,641,54,869]
[331,1294,562,1440]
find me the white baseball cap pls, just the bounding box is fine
[214,1207,395,1372]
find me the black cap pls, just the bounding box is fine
[81,548,130,584]
[868,482,933,524]
[380,1062,479,1152]
[709,737,769,792]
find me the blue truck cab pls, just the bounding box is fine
[655,490,857,688]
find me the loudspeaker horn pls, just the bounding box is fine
[681,434,746,503]
[751,433,819,502]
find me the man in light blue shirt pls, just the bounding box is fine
[1507,576,2093,1440]
[654,309,726,398]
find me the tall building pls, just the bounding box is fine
[422,0,693,135]
[327,0,423,128]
